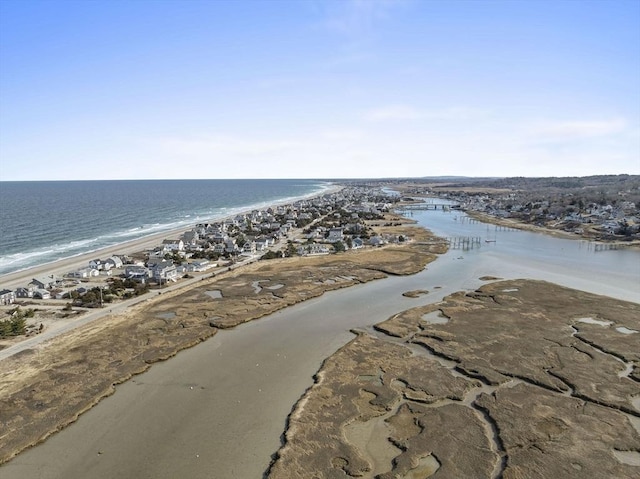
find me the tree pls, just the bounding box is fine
[284,241,297,257]
[333,241,346,253]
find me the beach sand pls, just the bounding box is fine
[0,226,192,290]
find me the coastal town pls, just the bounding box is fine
[3,176,640,341]
[1,180,638,478]
[388,175,640,241]
[0,186,409,339]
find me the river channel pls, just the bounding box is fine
[3,206,639,478]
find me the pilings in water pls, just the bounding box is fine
[446,236,482,250]
[584,241,633,252]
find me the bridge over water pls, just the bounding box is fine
[396,202,460,211]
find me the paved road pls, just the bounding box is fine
[0,256,261,362]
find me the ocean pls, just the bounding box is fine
[0,179,332,276]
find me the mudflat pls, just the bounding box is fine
[268,279,640,478]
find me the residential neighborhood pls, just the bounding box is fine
[392,175,640,241]
[0,186,407,320]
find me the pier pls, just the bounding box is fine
[584,241,635,252]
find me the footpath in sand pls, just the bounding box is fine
[268,279,640,478]
[0,217,445,464]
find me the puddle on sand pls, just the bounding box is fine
[422,310,449,325]
[616,326,638,335]
[266,284,284,290]
[343,412,401,478]
[205,290,222,299]
[155,312,176,320]
[403,454,440,478]
[501,288,519,293]
[576,317,612,327]
[613,449,640,466]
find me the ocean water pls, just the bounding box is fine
[0,179,331,276]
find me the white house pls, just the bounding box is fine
[105,256,124,269]
[0,289,15,305]
[162,239,184,252]
[33,289,51,300]
[70,268,100,279]
[297,244,330,256]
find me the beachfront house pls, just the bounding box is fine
[29,275,60,290]
[182,230,199,246]
[105,256,124,269]
[162,239,184,252]
[15,287,35,298]
[0,289,15,305]
[33,289,51,300]
[89,259,105,270]
[70,268,100,279]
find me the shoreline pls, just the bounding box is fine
[0,183,342,290]
[465,210,640,247]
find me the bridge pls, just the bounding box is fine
[396,202,460,211]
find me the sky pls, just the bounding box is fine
[0,0,639,181]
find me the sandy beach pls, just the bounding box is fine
[0,225,197,290]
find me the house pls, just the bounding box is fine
[33,289,51,300]
[182,230,199,246]
[162,239,184,252]
[224,239,239,254]
[15,287,35,298]
[297,244,330,256]
[29,275,60,290]
[0,289,15,305]
[70,268,100,279]
[150,260,178,283]
[125,265,151,282]
[369,236,386,247]
[105,256,124,269]
[327,228,344,243]
[242,241,256,254]
[89,259,104,270]
[351,237,364,249]
[212,243,226,254]
[188,260,215,272]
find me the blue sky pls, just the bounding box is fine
[1,0,638,180]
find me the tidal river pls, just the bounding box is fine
[3,207,639,479]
